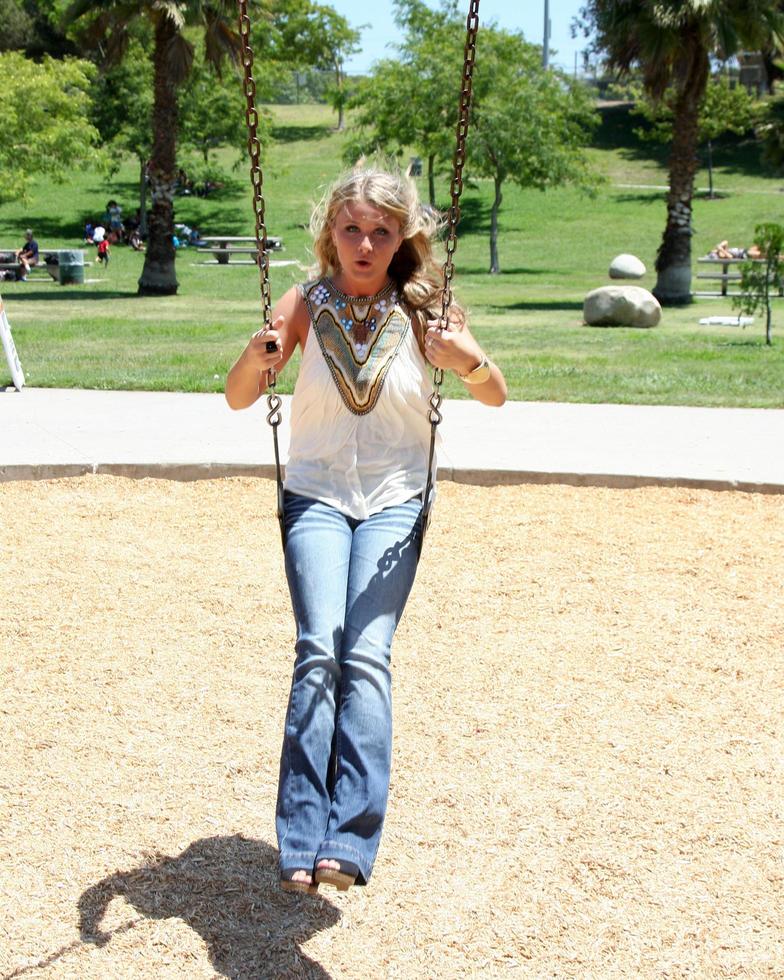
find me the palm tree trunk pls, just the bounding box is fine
[489,176,502,274]
[138,13,179,296]
[138,156,148,239]
[653,47,709,305]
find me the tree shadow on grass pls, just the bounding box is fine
[706,133,778,181]
[177,206,250,234]
[612,191,666,204]
[458,266,555,276]
[271,123,332,143]
[488,299,584,312]
[76,835,339,979]
[437,196,489,237]
[594,106,778,182]
[91,180,140,203]
[593,103,671,169]
[5,289,138,302]
[10,217,87,241]
[94,176,247,201]
[715,337,773,348]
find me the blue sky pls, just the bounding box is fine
[329,0,588,75]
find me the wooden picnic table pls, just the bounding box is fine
[695,256,782,298]
[197,235,283,264]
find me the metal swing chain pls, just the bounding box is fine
[437,0,480,359]
[237,0,284,535]
[238,0,272,337]
[422,0,480,535]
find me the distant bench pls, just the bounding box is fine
[695,257,783,298]
[196,235,283,265]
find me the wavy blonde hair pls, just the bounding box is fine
[310,168,465,351]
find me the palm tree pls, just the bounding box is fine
[65,0,240,296]
[578,0,784,304]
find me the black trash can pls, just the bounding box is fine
[58,250,85,285]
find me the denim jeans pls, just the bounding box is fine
[276,491,422,884]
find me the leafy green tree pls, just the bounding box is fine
[264,0,362,130]
[577,0,784,305]
[349,1,597,270]
[346,0,463,205]
[632,77,760,198]
[65,0,242,296]
[0,1,35,51]
[734,222,784,345]
[468,30,599,273]
[178,52,249,164]
[0,0,76,57]
[0,51,104,204]
[261,66,332,104]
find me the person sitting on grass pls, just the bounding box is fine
[15,229,39,280]
[124,212,145,250]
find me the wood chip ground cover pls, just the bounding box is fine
[1,477,782,978]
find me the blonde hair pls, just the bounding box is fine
[310,168,465,350]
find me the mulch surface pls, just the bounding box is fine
[2,476,782,978]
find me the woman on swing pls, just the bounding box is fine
[226,167,506,894]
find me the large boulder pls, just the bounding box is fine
[609,253,646,279]
[583,285,661,328]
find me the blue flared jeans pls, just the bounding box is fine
[276,490,422,884]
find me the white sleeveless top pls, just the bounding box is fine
[284,277,435,520]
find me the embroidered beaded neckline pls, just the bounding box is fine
[327,278,396,346]
[302,277,409,416]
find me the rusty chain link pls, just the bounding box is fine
[237,0,277,394]
[237,0,283,542]
[429,0,480,423]
[420,0,480,549]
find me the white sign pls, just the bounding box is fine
[1,293,25,390]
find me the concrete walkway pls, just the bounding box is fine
[2,387,783,492]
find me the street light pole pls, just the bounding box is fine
[543,0,550,69]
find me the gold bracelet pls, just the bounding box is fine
[458,355,491,385]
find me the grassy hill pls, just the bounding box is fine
[1,103,782,406]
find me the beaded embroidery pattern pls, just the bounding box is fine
[301,277,410,416]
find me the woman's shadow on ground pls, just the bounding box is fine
[78,835,340,979]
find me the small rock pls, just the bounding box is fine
[609,253,646,279]
[583,285,661,328]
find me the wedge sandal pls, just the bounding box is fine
[314,859,359,891]
[280,868,319,896]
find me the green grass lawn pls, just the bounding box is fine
[2,102,783,406]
